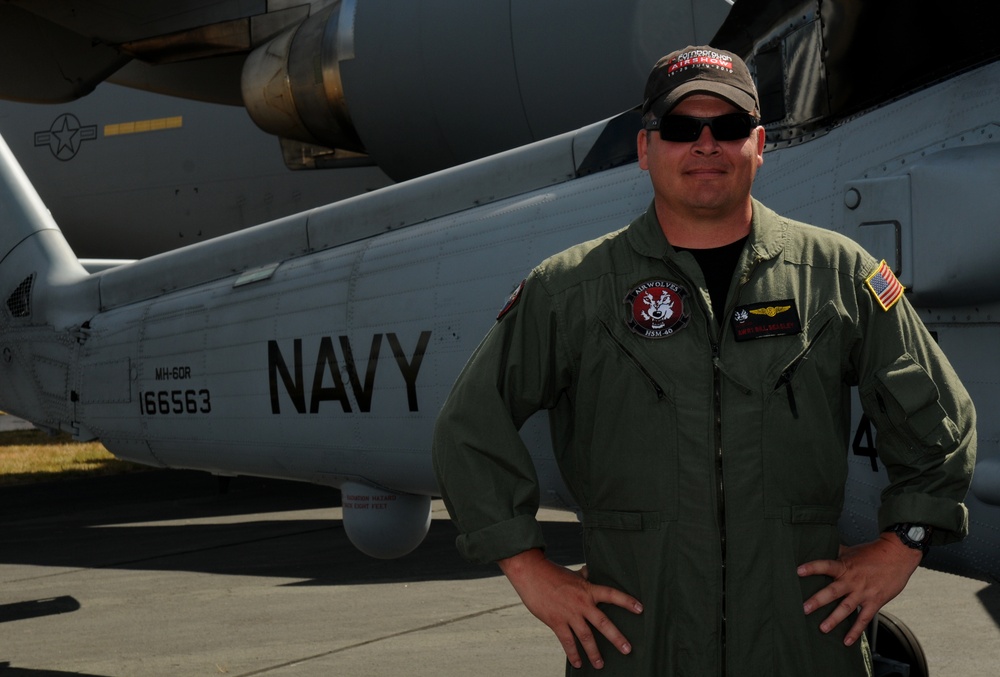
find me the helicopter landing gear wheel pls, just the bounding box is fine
[867,611,929,677]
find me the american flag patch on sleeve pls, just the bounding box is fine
[865,260,905,311]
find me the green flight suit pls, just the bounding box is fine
[432,200,976,676]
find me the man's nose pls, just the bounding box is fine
[691,125,721,153]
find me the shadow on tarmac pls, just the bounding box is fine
[977,584,1000,627]
[0,470,584,588]
[0,596,80,624]
[0,662,107,677]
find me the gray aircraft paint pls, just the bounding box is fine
[0,84,392,259]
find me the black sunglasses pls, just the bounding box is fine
[646,113,760,142]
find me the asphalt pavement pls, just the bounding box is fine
[1,470,997,676]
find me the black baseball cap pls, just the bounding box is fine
[642,46,759,118]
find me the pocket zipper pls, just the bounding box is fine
[773,319,833,418]
[600,321,666,400]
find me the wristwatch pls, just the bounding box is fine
[885,523,932,554]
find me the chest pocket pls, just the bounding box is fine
[769,302,839,417]
[761,301,850,507]
[563,319,679,514]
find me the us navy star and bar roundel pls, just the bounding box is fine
[865,260,905,311]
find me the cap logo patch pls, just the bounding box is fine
[667,50,735,76]
[731,299,802,341]
[865,260,904,311]
[624,280,690,339]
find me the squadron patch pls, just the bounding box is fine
[497,279,525,321]
[865,260,905,311]
[623,280,690,339]
[731,299,802,341]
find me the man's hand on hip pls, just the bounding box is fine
[798,533,922,647]
[498,548,643,670]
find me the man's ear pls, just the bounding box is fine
[637,129,650,171]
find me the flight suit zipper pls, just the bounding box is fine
[662,249,764,676]
[711,338,727,675]
[714,252,764,676]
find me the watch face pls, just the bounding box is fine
[907,525,927,542]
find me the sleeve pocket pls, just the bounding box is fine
[863,354,960,457]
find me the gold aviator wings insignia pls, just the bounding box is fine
[749,305,792,318]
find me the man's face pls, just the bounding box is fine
[637,94,765,223]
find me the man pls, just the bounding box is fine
[432,46,975,675]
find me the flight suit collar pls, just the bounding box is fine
[625,202,671,259]
[745,198,787,263]
[625,198,787,264]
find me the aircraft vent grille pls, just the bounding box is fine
[7,274,35,318]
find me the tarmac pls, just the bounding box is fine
[1,469,997,677]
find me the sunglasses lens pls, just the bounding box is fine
[711,114,754,141]
[656,114,757,142]
[658,116,702,142]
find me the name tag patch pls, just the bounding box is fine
[731,300,801,341]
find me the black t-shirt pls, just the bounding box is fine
[674,236,748,325]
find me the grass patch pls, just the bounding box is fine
[0,428,145,486]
